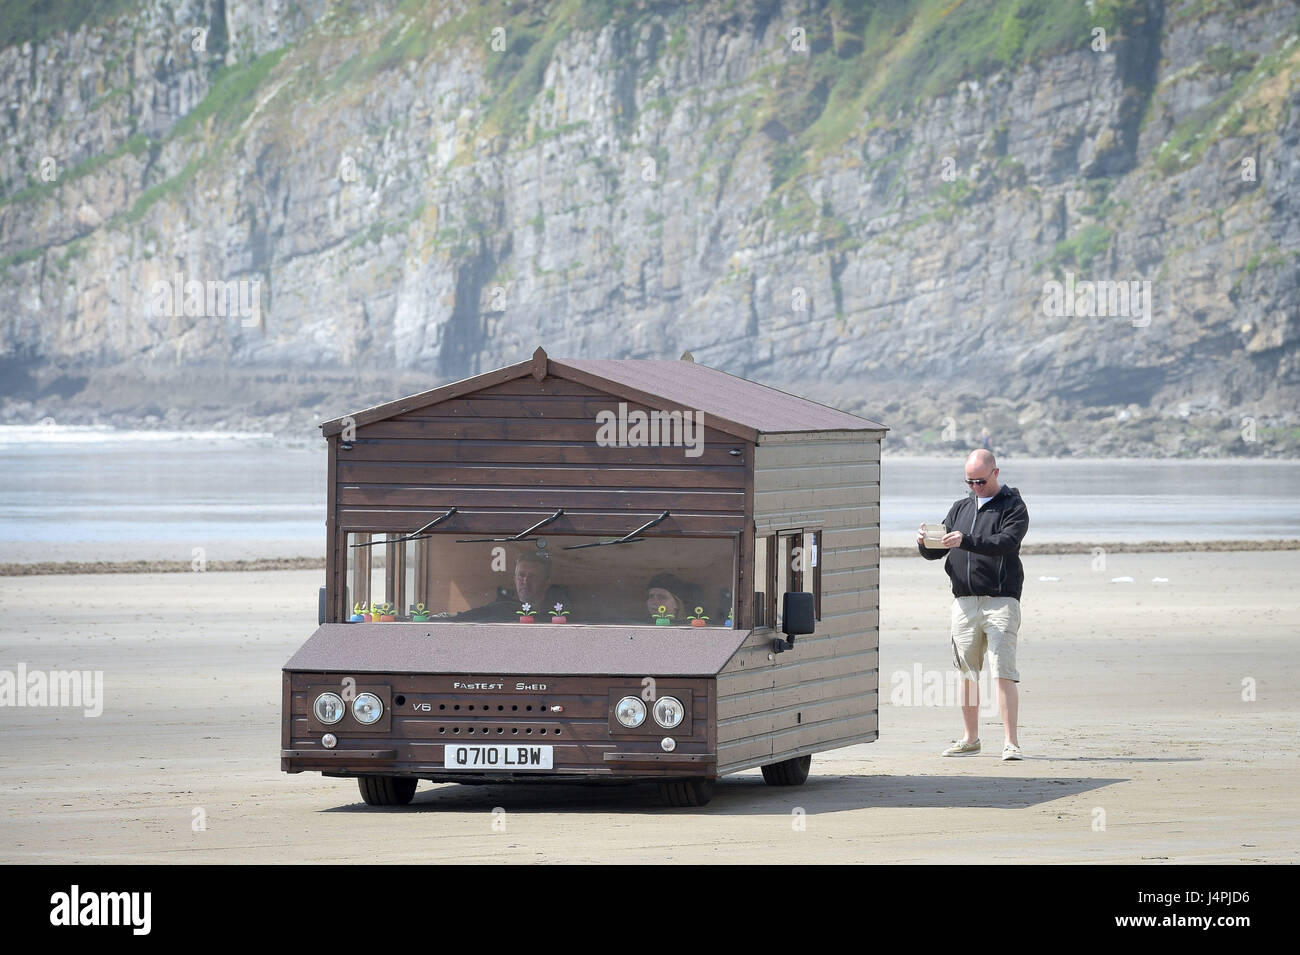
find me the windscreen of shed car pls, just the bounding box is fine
[343,533,736,626]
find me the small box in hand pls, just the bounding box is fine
[923,523,951,548]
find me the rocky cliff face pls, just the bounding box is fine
[1,0,1297,456]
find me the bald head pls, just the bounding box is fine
[965,449,1000,496]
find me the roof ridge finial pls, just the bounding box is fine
[531,346,548,381]
[680,350,694,362]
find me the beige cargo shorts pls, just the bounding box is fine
[950,595,1021,683]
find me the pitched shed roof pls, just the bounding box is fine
[555,356,887,435]
[321,347,887,439]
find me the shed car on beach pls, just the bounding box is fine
[281,347,887,806]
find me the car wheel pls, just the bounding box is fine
[657,777,715,807]
[760,754,811,786]
[358,775,418,806]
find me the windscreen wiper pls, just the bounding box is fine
[562,511,669,549]
[349,507,458,547]
[456,508,564,543]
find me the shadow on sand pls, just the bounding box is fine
[322,770,1130,815]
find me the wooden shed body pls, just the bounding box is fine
[291,347,886,779]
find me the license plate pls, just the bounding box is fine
[443,743,553,770]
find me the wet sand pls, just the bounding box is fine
[1,551,1296,863]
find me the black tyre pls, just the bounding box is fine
[358,775,418,806]
[657,777,716,807]
[760,754,811,786]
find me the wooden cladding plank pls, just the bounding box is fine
[336,507,745,535]
[717,630,778,676]
[822,526,881,551]
[755,463,880,493]
[821,566,881,594]
[337,485,744,512]
[718,718,879,774]
[808,610,880,642]
[358,417,734,445]
[475,378,611,398]
[765,672,875,712]
[717,671,871,721]
[767,712,879,755]
[793,629,879,661]
[321,362,533,435]
[773,649,879,690]
[816,614,879,641]
[719,665,876,721]
[717,708,778,743]
[756,442,880,467]
[396,395,722,422]
[340,439,742,467]
[396,396,632,419]
[757,506,881,531]
[755,485,877,513]
[337,461,745,490]
[758,430,885,445]
[783,691,877,728]
[821,587,881,617]
[716,667,774,697]
[716,736,773,766]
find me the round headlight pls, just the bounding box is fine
[314,692,345,724]
[614,696,646,728]
[653,695,685,729]
[353,692,383,725]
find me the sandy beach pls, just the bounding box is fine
[1,550,1297,864]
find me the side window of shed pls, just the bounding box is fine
[753,534,770,629]
[808,529,821,620]
[776,529,823,629]
[775,534,792,629]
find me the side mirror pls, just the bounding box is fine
[773,591,815,653]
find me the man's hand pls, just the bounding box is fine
[942,530,963,548]
[916,524,927,546]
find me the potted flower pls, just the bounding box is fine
[516,602,536,623]
[687,606,709,627]
[724,608,734,628]
[349,601,366,623]
[377,601,396,623]
[652,604,673,626]
[410,602,431,622]
[550,603,569,624]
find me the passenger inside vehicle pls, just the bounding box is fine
[644,572,701,624]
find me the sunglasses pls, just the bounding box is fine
[964,477,991,486]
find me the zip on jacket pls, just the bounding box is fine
[918,485,1030,600]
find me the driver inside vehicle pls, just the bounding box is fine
[455,550,573,622]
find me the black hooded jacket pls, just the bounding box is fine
[918,485,1029,600]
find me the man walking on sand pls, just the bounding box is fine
[917,450,1029,760]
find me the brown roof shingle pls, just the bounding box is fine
[553,356,888,434]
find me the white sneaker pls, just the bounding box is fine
[1001,743,1023,761]
[941,738,980,756]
